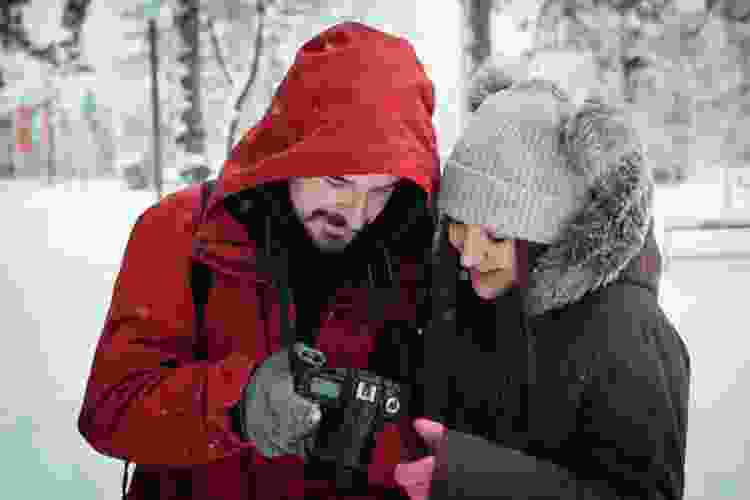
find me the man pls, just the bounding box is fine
[78,22,439,500]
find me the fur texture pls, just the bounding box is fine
[462,64,654,316]
[524,101,653,316]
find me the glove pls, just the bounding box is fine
[394,419,447,500]
[244,348,322,460]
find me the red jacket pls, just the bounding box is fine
[78,22,439,500]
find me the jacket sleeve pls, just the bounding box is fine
[77,198,257,467]
[427,302,691,500]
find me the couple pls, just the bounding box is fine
[78,22,690,500]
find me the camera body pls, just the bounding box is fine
[289,342,408,477]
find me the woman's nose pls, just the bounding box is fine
[460,226,487,269]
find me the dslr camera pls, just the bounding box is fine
[289,342,409,485]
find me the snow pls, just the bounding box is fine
[20,179,159,266]
[1,179,155,499]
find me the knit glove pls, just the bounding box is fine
[244,348,322,460]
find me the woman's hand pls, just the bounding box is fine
[394,418,447,500]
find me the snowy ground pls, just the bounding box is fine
[1,178,748,499]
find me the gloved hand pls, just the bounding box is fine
[244,348,322,460]
[394,419,447,500]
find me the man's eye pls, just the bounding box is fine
[324,177,347,187]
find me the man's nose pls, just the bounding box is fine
[460,226,487,269]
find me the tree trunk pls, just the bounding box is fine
[177,0,207,160]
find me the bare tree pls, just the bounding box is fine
[225,0,268,157]
[175,0,208,178]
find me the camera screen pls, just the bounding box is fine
[310,377,341,399]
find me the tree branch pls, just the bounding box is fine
[226,0,268,156]
[681,9,713,40]
[207,16,233,87]
[0,25,61,67]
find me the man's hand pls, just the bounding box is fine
[244,348,322,460]
[394,419,447,500]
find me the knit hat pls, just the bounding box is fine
[439,80,586,244]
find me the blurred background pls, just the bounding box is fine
[1,0,749,498]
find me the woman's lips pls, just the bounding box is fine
[469,268,505,284]
[470,269,486,284]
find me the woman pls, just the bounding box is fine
[394,72,691,499]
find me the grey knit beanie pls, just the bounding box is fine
[439,81,586,245]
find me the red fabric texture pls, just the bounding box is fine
[78,22,438,500]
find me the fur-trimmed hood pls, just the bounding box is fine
[523,102,655,316]
[439,61,656,317]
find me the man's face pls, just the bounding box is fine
[289,174,401,253]
[447,219,516,300]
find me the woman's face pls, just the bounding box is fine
[447,219,516,300]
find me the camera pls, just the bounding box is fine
[289,342,408,486]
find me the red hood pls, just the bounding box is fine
[205,22,439,218]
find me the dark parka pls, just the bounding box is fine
[421,225,690,500]
[415,74,690,499]
[77,22,439,500]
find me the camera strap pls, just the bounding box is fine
[278,275,296,349]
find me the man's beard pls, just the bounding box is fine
[316,235,349,254]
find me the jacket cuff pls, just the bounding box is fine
[228,381,251,442]
[428,430,613,500]
[222,355,257,443]
[429,430,531,499]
